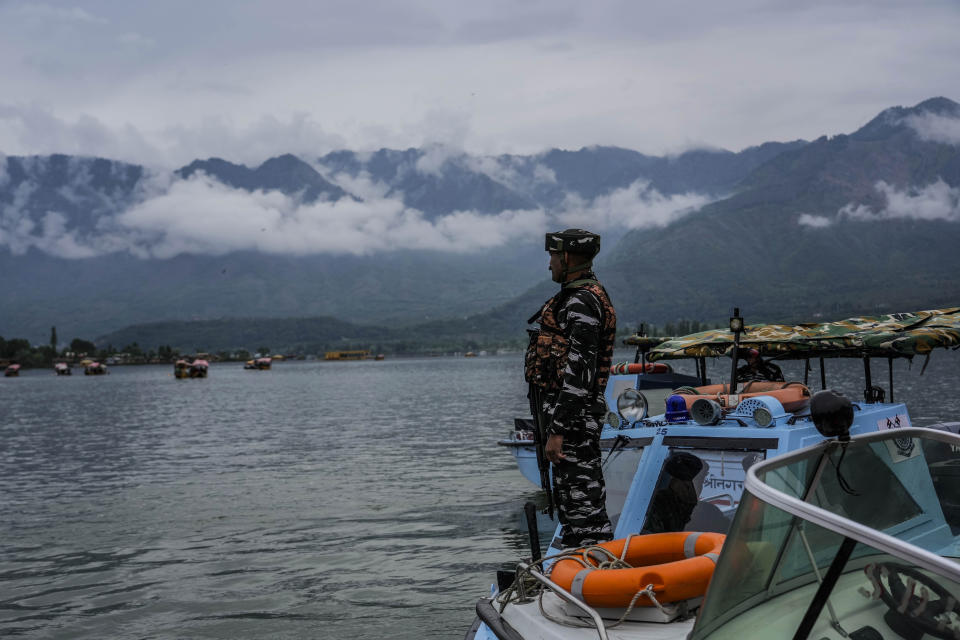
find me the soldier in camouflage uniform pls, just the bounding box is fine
[525,229,616,548]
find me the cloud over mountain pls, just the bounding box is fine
[556,180,711,230]
[116,173,548,257]
[906,112,960,146]
[840,179,960,223]
[0,163,698,259]
[797,213,832,228]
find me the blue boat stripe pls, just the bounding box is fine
[684,532,703,558]
[571,568,592,601]
[704,552,720,563]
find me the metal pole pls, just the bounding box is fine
[863,357,873,403]
[803,358,810,386]
[524,502,542,561]
[819,357,826,390]
[633,323,645,364]
[728,308,743,395]
[699,357,708,386]
[792,537,858,640]
[888,357,894,403]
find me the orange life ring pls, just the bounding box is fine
[674,382,811,413]
[610,362,671,375]
[549,531,725,608]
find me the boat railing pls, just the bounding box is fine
[745,427,960,582]
[515,561,609,640]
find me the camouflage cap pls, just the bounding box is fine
[545,228,601,256]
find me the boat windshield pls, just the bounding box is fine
[691,428,960,640]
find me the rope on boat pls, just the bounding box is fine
[495,541,683,632]
[537,581,669,631]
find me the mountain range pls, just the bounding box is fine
[2,97,959,351]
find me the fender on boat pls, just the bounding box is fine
[674,381,811,413]
[610,362,671,375]
[549,532,725,609]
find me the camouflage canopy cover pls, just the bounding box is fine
[640,308,960,362]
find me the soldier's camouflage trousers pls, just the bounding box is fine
[552,416,613,548]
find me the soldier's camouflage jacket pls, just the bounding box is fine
[525,274,616,439]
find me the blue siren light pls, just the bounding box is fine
[665,394,690,423]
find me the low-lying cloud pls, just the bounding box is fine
[1,154,713,259]
[839,179,960,222]
[556,180,711,230]
[797,213,833,228]
[905,112,960,146]
[0,172,552,259]
[120,174,549,257]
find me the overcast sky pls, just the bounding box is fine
[1,0,958,167]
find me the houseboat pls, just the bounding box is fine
[325,350,371,361]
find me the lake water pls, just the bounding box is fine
[2,350,959,639]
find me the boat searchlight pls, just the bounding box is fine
[616,388,648,424]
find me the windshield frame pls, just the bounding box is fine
[744,427,960,581]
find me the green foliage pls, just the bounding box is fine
[122,342,143,357]
[637,320,724,337]
[0,336,59,366]
[70,338,97,355]
[0,337,31,359]
[95,315,532,356]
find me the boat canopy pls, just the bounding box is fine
[641,308,960,362]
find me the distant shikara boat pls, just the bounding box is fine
[189,359,209,378]
[174,360,190,379]
[4,363,21,377]
[84,362,108,375]
[54,362,71,375]
[244,357,272,370]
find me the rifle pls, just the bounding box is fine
[527,382,555,520]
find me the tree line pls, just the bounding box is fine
[0,325,199,368]
[626,320,724,338]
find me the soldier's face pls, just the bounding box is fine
[548,251,564,282]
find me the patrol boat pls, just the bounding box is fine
[469,307,960,640]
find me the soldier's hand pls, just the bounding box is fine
[545,434,565,462]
